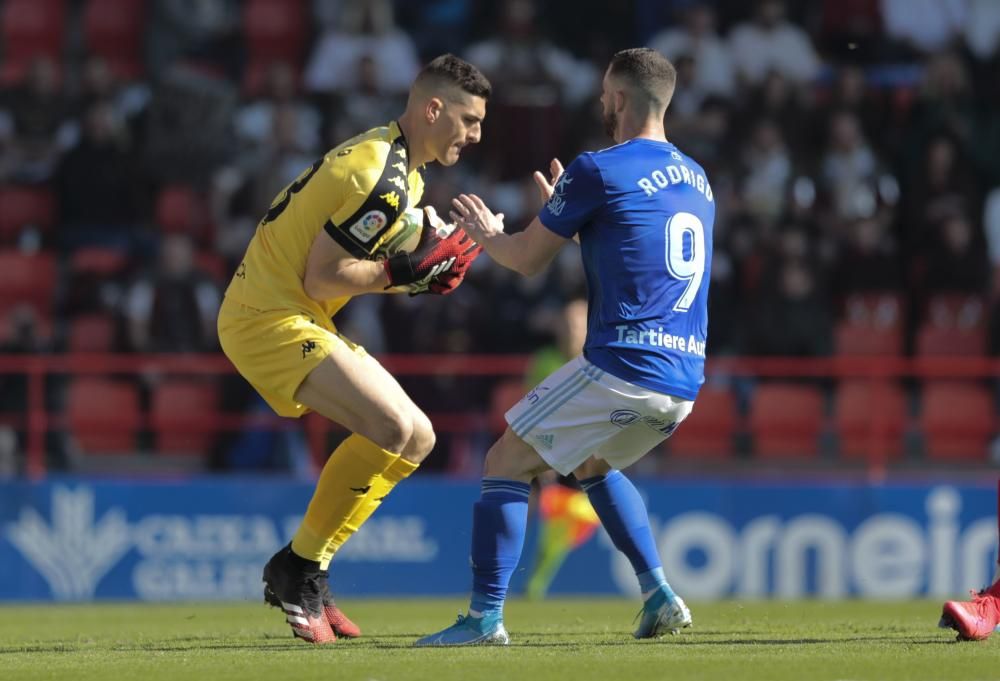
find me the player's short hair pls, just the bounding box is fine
[608,48,677,110]
[414,54,492,100]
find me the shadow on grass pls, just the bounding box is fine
[665,636,953,647]
[0,633,957,655]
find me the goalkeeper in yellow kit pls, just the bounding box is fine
[217,55,490,644]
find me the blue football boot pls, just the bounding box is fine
[414,611,510,647]
[634,590,692,639]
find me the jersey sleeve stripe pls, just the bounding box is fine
[325,136,410,259]
[323,219,370,258]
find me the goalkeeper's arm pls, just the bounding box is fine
[303,231,392,301]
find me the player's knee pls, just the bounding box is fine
[482,443,506,477]
[483,443,521,479]
[401,411,436,463]
[368,407,413,453]
[483,431,539,481]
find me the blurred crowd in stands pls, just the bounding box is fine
[3,0,1000,474]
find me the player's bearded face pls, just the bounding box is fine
[600,72,619,141]
[602,106,618,141]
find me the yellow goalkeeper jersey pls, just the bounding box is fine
[224,120,425,320]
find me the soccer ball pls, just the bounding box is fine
[379,206,455,257]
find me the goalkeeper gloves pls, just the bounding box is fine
[384,217,482,295]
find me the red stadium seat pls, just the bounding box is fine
[0,0,66,83]
[489,379,525,435]
[920,381,995,461]
[150,379,220,455]
[66,377,140,453]
[833,380,908,460]
[915,324,987,356]
[0,186,56,243]
[835,292,904,355]
[243,0,306,63]
[83,0,146,79]
[668,385,738,458]
[67,313,117,352]
[155,185,209,241]
[914,293,988,356]
[749,382,825,458]
[0,250,57,315]
[834,322,902,356]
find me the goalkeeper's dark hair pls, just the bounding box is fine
[608,47,676,111]
[414,54,492,100]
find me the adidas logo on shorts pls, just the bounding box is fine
[533,433,555,450]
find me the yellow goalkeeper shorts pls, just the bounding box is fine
[217,296,367,418]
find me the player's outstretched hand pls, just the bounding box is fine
[449,194,505,244]
[533,158,564,202]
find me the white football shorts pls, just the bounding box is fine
[504,355,694,475]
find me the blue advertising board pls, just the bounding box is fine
[0,478,996,601]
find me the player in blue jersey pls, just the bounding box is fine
[415,48,715,647]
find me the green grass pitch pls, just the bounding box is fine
[0,599,995,681]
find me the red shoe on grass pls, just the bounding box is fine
[940,581,1000,641]
[319,569,362,638]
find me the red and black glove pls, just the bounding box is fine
[384,220,482,294]
[413,239,482,296]
[425,262,471,295]
[427,233,482,295]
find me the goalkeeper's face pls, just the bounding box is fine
[430,91,486,166]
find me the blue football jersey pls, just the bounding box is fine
[538,139,715,400]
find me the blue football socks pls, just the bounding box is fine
[468,477,531,617]
[580,470,676,601]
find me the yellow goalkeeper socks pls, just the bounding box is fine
[318,456,420,569]
[291,434,401,562]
